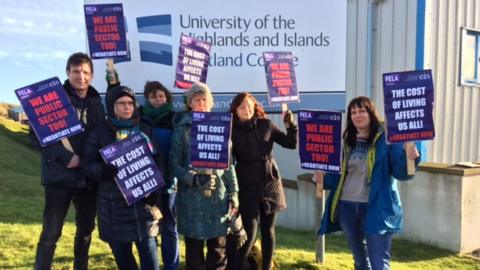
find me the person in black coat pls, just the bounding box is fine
[228,92,297,270]
[32,52,105,270]
[106,68,180,269]
[83,85,163,270]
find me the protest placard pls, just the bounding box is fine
[174,34,212,89]
[298,110,342,174]
[100,133,165,205]
[383,69,435,143]
[84,3,128,59]
[15,77,84,147]
[263,51,299,105]
[190,112,232,169]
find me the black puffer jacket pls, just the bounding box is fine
[30,80,105,188]
[83,86,165,243]
[231,117,297,219]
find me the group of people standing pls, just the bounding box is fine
[32,52,296,270]
[31,52,420,270]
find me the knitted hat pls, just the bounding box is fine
[185,82,213,110]
[106,85,137,118]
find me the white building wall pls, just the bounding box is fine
[272,0,373,181]
[273,0,480,182]
[423,0,480,163]
[346,0,480,163]
[273,0,480,241]
[370,0,417,115]
[344,0,418,110]
[270,114,306,181]
[345,0,369,99]
[272,0,419,180]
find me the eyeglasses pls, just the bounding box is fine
[115,101,135,107]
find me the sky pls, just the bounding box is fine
[0,0,86,104]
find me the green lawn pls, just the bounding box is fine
[0,117,479,269]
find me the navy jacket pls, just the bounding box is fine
[29,80,105,188]
[83,120,164,242]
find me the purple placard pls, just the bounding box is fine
[15,77,84,147]
[84,3,128,59]
[174,34,212,89]
[383,69,435,143]
[263,51,300,104]
[190,112,232,169]
[298,110,342,173]
[100,133,165,206]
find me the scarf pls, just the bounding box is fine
[110,118,156,154]
[143,102,173,125]
[110,118,137,129]
[235,117,256,131]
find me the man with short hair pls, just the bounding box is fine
[32,52,105,270]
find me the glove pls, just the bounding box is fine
[228,214,248,249]
[183,171,197,187]
[105,68,120,85]
[102,163,118,179]
[283,110,296,128]
[195,174,217,191]
[229,192,239,209]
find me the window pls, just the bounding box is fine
[460,27,480,85]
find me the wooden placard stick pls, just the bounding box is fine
[405,141,416,175]
[315,172,324,199]
[106,58,118,84]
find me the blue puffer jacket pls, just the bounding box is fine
[319,128,419,235]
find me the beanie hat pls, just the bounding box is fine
[106,85,137,118]
[185,82,213,110]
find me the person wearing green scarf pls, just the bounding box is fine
[139,81,179,270]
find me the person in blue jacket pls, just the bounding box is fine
[317,96,420,270]
[139,81,179,270]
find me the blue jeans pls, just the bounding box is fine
[34,186,96,270]
[159,192,179,270]
[338,201,393,270]
[109,237,159,270]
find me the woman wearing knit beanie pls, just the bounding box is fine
[83,85,164,270]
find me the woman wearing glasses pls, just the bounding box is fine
[83,86,164,270]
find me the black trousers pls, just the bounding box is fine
[34,185,97,270]
[185,236,227,270]
[230,205,277,270]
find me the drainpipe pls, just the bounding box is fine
[366,0,380,98]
